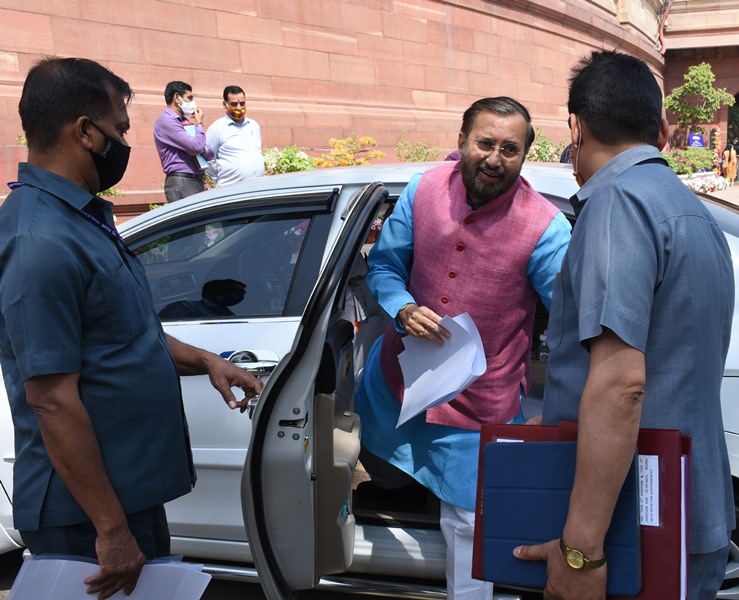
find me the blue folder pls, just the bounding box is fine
[481,441,641,596]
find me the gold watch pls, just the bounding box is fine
[559,537,606,570]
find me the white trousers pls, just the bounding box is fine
[440,501,494,600]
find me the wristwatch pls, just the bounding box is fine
[559,537,607,570]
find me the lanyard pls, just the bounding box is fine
[8,180,135,257]
[76,207,137,257]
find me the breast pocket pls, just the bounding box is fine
[471,264,518,310]
[474,256,512,276]
[93,263,151,344]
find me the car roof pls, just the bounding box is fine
[119,160,738,238]
[119,161,580,233]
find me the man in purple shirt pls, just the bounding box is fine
[153,81,214,203]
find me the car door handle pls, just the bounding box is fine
[223,350,279,376]
[239,361,278,376]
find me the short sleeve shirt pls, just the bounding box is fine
[0,163,194,529]
[542,146,735,553]
[206,115,265,185]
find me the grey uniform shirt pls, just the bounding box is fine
[0,163,194,530]
[542,146,735,554]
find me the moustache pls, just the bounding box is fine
[477,164,505,178]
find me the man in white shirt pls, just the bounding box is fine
[206,85,265,186]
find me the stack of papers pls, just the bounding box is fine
[397,312,486,427]
[8,556,211,600]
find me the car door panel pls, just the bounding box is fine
[126,192,338,548]
[315,392,360,575]
[160,317,299,543]
[243,182,387,597]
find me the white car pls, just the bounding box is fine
[1,162,738,599]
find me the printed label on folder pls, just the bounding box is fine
[639,455,660,526]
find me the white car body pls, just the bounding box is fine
[1,162,738,598]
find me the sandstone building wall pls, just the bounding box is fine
[0,0,668,212]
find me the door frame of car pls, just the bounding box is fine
[242,182,388,598]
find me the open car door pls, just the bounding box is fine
[242,182,387,598]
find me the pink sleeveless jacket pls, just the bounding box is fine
[379,161,559,430]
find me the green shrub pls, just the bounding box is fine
[526,128,566,163]
[99,187,125,198]
[662,147,716,175]
[263,146,315,175]
[395,129,441,162]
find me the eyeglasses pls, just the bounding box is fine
[472,139,523,160]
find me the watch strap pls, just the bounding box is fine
[559,537,607,570]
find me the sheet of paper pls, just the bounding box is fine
[396,312,486,427]
[8,557,211,600]
[182,125,210,170]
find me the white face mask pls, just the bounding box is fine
[179,97,197,115]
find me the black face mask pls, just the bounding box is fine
[89,121,131,193]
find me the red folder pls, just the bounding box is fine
[472,422,690,600]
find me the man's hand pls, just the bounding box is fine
[186,108,204,126]
[166,335,264,412]
[398,303,451,345]
[25,373,146,598]
[83,523,145,600]
[205,355,264,413]
[514,540,607,600]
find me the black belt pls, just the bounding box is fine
[166,172,204,181]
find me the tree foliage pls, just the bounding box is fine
[664,62,735,137]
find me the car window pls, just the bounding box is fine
[133,214,311,320]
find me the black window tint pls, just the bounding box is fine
[134,215,311,320]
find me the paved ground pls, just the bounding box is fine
[711,182,739,206]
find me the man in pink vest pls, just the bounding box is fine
[355,97,572,600]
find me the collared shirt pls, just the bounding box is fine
[206,114,265,186]
[0,163,194,530]
[153,108,214,175]
[542,146,735,553]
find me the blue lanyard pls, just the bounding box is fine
[76,207,136,257]
[8,180,135,256]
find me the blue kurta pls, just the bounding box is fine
[356,172,572,510]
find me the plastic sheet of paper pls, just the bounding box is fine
[8,556,211,600]
[396,312,486,427]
